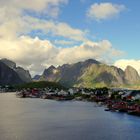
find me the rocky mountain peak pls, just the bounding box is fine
[48,65,56,70]
[125,65,140,84]
[0,58,32,83]
[43,65,56,75]
[83,59,101,65]
[1,58,16,69]
[40,59,140,88]
[0,61,23,85]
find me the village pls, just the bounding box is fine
[1,84,140,116]
[15,86,140,116]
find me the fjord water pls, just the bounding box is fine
[0,93,140,140]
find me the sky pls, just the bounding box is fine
[0,0,140,76]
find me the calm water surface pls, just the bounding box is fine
[0,93,140,140]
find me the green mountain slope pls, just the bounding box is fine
[39,59,140,88]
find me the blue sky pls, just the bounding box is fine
[28,0,140,59]
[60,0,140,59]
[0,0,140,74]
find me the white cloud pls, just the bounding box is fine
[87,2,125,20]
[0,36,58,75]
[0,0,87,46]
[0,8,87,42]
[0,0,124,76]
[0,36,123,75]
[55,40,123,65]
[114,59,140,75]
[0,0,68,18]
[29,18,87,42]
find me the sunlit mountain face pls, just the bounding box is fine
[0,0,140,76]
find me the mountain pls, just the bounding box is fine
[125,65,140,84]
[1,58,138,88]
[39,65,59,81]
[0,61,23,85]
[33,75,41,81]
[0,59,32,82]
[40,59,101,87]
[39,59,140,88]
[77,64,127,88]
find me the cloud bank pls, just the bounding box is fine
[0,36,123,75]
[0,1,124,76]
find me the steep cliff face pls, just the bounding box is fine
[125,66,140,84]
[15,67,32,82]
[76,64,127,88]
[40,65,60,82]
[40,59,140,88]
[41,59,101,87]
[1,58,16,69]
[1,59,32,82]
[0,62,23,85]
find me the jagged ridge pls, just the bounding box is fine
[39,59,140,88]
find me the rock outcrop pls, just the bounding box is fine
[0,61,23,85]
[1,58,32,83]
[125,65,140,84]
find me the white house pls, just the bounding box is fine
[58,90,68,96]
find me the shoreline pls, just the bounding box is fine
[15,88,140,117]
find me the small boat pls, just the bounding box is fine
[104,108,110,111]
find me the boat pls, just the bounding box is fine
[104,108,110,111]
